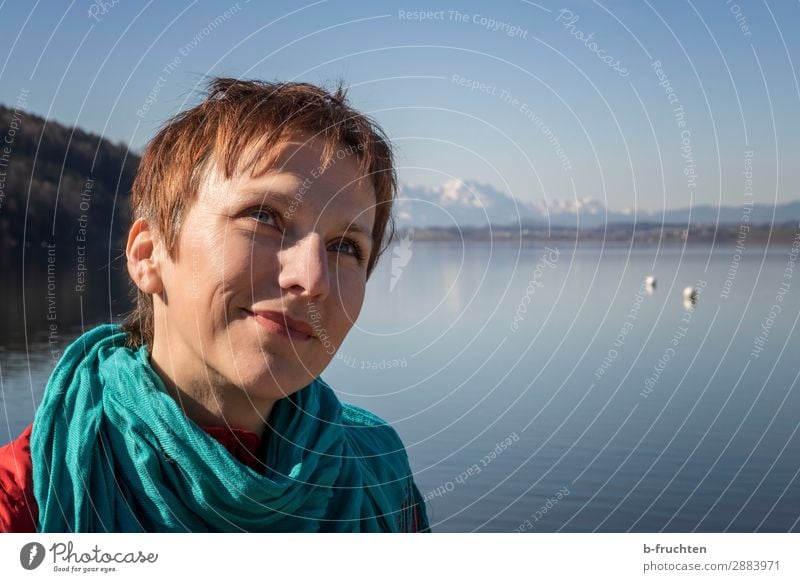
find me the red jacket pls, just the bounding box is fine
[0,423,424,532]
[0,425,35,532]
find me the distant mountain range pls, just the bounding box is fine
[2,103,797,269]
[396,179,800,229]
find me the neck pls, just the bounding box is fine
[148,345,274,440]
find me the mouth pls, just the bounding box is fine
[244,309,315,342]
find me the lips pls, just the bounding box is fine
[245,309,316,341]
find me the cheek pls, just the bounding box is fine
[179,239,254,330]
[331,275,366,329]
[218,237,278,287]
[176,229,226,290]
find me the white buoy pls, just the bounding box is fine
[682,286,698,309]
[645,276,656,288]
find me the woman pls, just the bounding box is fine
[0,78,429,532]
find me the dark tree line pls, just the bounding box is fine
[0,104,139,271]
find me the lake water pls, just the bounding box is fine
[2,241,799,532]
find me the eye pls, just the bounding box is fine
[248,206,280,228]
[329,238,364,262]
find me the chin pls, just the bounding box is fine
[238,362,316,399]
[236,336,325,383]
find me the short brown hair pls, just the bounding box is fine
[122,77,397,349]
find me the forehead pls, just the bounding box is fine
[200,136,376,226]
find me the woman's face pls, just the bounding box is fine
[150,136,376,410]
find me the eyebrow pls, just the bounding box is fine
[334,221,373,241]
[245,190,374,241]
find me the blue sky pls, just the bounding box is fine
[1,0,798,212]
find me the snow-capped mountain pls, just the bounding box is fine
[396,180,636,228]
[528,196,628,227]
[394,179,800,228]
[395,179,530,228]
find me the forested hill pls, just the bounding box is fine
[0,104,139,270]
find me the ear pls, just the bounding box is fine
[126,217,165,294]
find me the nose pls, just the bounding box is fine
[278,233,330,300]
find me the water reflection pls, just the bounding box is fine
[0,257,131,349]
[3,242,799,532]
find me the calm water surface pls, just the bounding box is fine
[2,242,799,532]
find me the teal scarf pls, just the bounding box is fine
[31,324,428,532]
